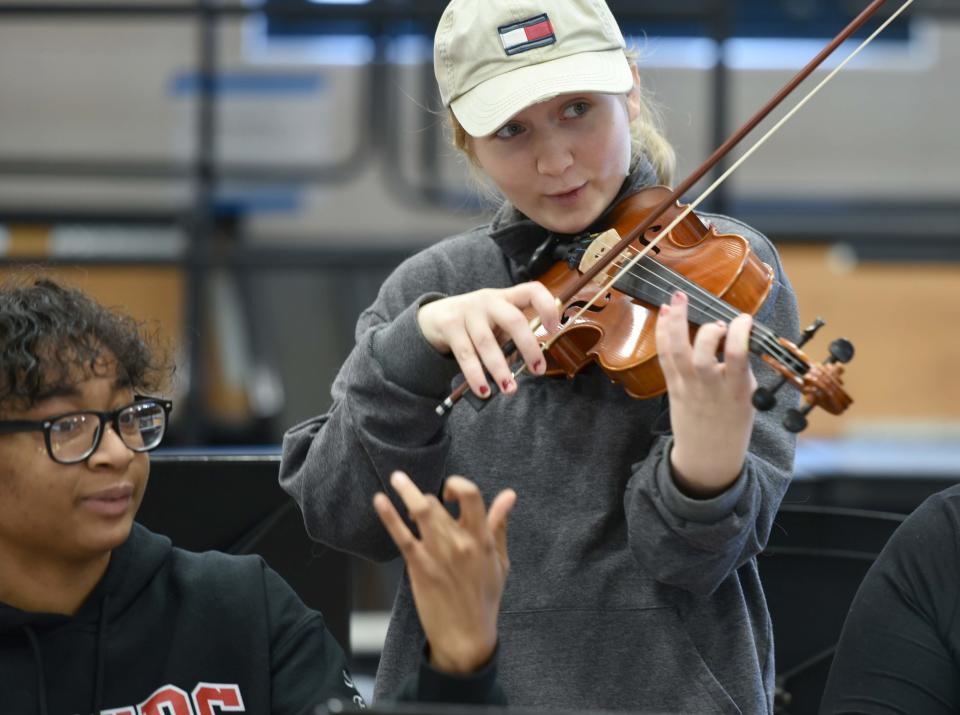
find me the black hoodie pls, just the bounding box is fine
[0,523,501,715]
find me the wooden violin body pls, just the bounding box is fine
[530,186,853,425]
[534,186,775,399]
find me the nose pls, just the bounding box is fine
[535,132,574,177]
[87,422,135,469]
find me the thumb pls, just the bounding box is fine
[487,489,517,564]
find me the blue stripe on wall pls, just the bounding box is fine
[171,72,326,96]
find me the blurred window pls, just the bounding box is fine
[262,0,909,42]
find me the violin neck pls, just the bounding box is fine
[678,295,772,359]
[613,255,782,363]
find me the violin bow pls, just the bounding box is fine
[438,0,913,416]
[566,0,914,321]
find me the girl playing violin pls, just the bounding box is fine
[280,0,800,710]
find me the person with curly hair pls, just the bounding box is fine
[0,277,512,714]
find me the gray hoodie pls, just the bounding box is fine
[280,164,800,713]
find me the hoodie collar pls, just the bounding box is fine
[0,523,171,632]
[0,524,171,715]
[488,154,661,279]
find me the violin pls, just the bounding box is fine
[532,185,853,433]
[436,0,910,429]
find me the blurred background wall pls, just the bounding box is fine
[1,0,957,445]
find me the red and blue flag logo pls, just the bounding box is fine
[498,14,556,56]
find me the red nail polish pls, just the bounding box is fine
[533,359,542,372]
[479,385,489,396]
[501,379,512,392]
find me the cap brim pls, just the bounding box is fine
[450,49,633,138]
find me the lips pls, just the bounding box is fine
[81,484,135,517]
[545,183,587,205]
[547,183,585,198]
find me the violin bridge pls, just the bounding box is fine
[578,228,623,281]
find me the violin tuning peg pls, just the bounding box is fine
[828,338,855,364]
[783,406,812,433]
[752,386,778,412]
[752,376,789,412]
[797,317,826,348]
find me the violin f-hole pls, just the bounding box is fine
[561,294,612,325]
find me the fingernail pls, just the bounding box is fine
[659,304,668,316]
[479,385,489,396]
[501,378,513,392]
[533,359,542,373]
[716,320,726,329]
[674,291,684,300]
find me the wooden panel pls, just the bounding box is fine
[6,225,52,256]
[0,264,253,422]
[779,244,960,437]
[0,265,184,386]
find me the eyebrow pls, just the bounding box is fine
[34,376,133,404]
[34,385,82,402]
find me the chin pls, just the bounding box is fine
[544,216,594,236]
[77,517,136,558]
[535,203,605,236]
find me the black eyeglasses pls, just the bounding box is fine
[0,396,173,465]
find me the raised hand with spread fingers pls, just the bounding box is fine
[373,471,516,675]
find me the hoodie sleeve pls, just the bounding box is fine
[262,562,367,714]
[623,221,800,596]
[279,237,515,563]
[278,248,467,562]
[263,560,507,709]
[390,647,506,705]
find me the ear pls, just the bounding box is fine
[626,63,642,122]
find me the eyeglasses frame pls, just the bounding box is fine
[0,395,173,465]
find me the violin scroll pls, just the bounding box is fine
[753,317,855,432]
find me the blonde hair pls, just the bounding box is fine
[448,51,676,187]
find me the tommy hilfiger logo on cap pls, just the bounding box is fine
[498,14,556,56]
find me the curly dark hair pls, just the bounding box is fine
[0,277,168,412]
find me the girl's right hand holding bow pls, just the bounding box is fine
[417,282,560,398]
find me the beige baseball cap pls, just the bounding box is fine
[434,0,633,138]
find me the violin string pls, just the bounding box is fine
[608,249,803,371]
[613,253,807,374]
[551,244,806,377]
[555,0,913,371]
[578,242,796,366]
[618,247,795,352]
